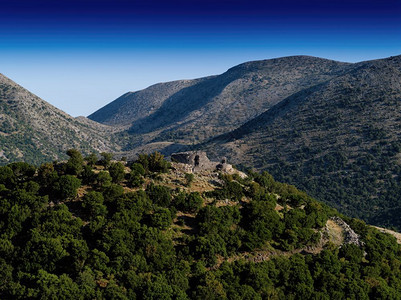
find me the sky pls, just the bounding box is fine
[0,0,400,117]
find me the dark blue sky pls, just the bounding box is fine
[0,0,400,116]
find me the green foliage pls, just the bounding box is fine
[65,148,84,175]
[206,174,244,202]
[82,191,107,219]
[146,183,172,207]
[242,199,283,250]
[0,150,401,299]
[131,163,145,176]
[84,152,98,166]
[184,173,194,187]
[95,171,112,188]
[108,162,125,183]
[174,192,203,213]
[53,175,81,200]
[128,163,145,187]
[149,207,173,230]
[137,152,171,173]
[100,152,113,168]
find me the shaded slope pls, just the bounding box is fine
[0,73,120,164]
[88,78,210,126]
[204,55,401,228]
[89,56,351,149]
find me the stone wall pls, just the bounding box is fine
[171,151,230,173]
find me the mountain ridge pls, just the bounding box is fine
[0,73,121,164]
[89,55,352,152]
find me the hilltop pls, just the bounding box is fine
[1,150,400,299]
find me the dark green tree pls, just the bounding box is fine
[53,175,81,200]
[109,162,125,183]
[65,149,84,175]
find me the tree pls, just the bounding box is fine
[100,152,113,168]
[53,175,81,200]
[0,166,15,187]
[8,162,36,182]
[65,149,84,175]
[146,184,171,207]
[137,152,170,173]
[109,162,125,183]
[82,191,107,219]
[37,163,58,189]
[85,152,98,167]
[131,163,145,176]
[175,192,203,213]
[81,165,95,185]
[150,207,173,230]
[96,171,112,188]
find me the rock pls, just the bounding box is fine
[331,216,364,247]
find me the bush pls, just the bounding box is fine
[131,163,145,176]
[128,163,145,188]
[184,173,194,187]
[85,152,98,166]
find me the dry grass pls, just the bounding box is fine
[326,219,344,246]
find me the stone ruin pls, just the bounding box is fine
[330,216,365,248]
[170,151,233,173]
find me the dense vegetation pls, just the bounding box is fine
[0,150,401,299]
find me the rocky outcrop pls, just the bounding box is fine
[330,217,364,247]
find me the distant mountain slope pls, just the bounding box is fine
[0,73,120,164]
[88,56,352,149]
[203,55,401,229]
[88,78,211,126]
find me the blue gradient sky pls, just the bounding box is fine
[0,0,400,116]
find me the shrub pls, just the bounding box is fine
[184,173,195,187]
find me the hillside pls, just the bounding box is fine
[0,73,121,164]
[89,56,351,150]
[88,78,212,127]
[203,55,401,229]
[1,151,401,299]
[4,54,401,232]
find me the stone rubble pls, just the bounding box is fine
[330,216,365,247]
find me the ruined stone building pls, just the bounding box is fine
[171,151,232,173]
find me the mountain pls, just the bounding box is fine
[4,54,401,231]
[88,78,211,127]
[203,55,401,229]
[89,56,351,150]
[1,151,401,299]
[0,73,121,164]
